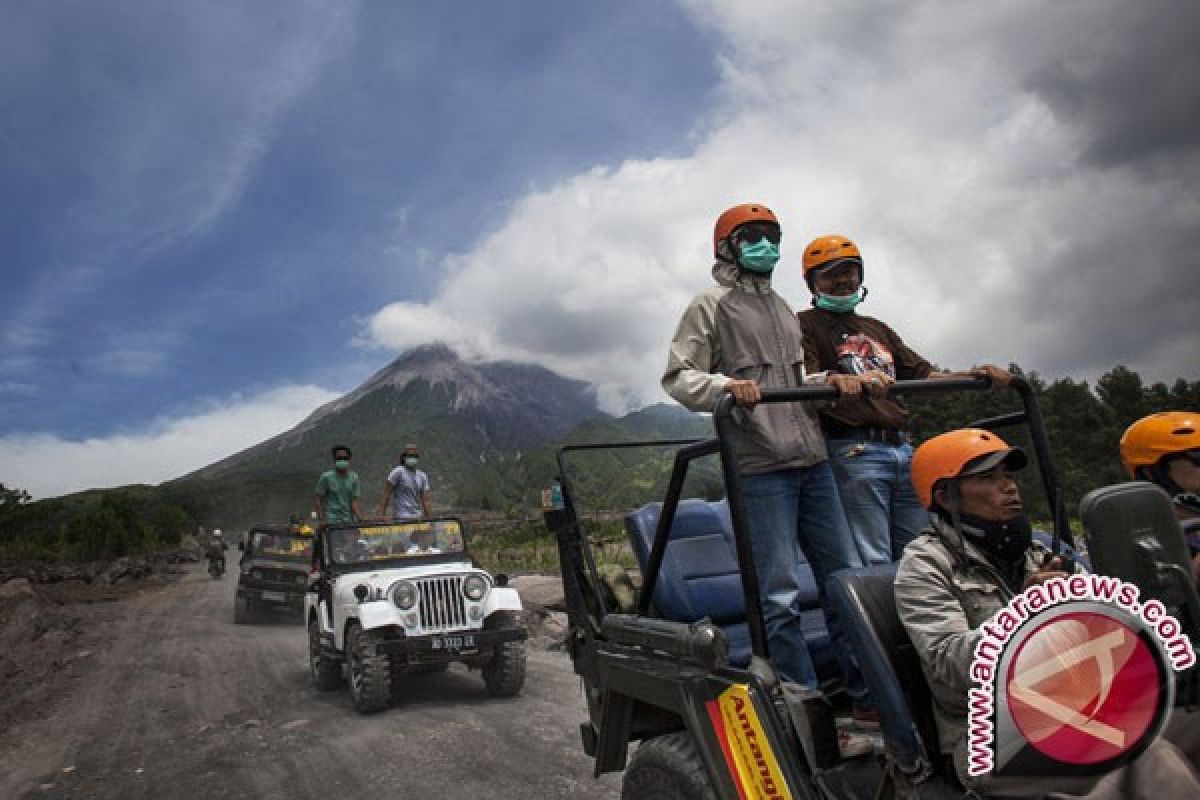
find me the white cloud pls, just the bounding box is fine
[0,385,339,500]
[364,0,1198,411]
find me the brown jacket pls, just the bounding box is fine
[796,308,932,431]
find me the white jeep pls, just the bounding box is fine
[305,517,527,713]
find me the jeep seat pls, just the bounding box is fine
[624,498,835,680]
[828,565,962,796]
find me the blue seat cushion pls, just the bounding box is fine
[625,498,832,674]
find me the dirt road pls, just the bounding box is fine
[1,566,620,799]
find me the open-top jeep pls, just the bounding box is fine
[543,377,1200,799]
[305,517,528,713]
[235,524,314,623]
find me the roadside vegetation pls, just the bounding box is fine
[0,484,194,562]
[2,364,1195,570]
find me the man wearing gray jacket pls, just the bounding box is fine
[662,202,876,722]
[897,428,1199,796]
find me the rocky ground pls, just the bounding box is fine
[0,563,616,799]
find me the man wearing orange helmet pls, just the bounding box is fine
[796,234,1011,567]
[895,429,1199,796]
[663,204,878,712]
[1120,411,1200,582]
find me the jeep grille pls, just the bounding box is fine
[415,575,467,633]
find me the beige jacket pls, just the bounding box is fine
[661,261,827,474]
[894,516,1060,766]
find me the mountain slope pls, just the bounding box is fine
[164,344,605,526]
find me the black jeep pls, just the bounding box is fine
[234,524,313,624]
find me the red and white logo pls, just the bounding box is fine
[1005,610,1162,766]
[966,574,1191,777]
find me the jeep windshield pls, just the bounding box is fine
[328,519,466,566]
[250,531,313,562]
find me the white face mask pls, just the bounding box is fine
[404,456,418,468]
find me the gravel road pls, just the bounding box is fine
[0,566,620,799]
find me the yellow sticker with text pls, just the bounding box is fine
[706,683,792,799]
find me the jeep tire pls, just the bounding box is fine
[234,595,252,625]
[347,623,391,713]
[309,618,342,690]
[481,611,526,698]
[622,732,716,800]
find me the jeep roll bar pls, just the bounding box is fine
[556,375,1068,668]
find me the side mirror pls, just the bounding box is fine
[1082,481,1200,643]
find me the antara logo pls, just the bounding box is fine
[967,574,1193,777]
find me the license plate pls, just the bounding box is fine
[261,591,286,602]
[430,634,477,653]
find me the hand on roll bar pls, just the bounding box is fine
[827,370,893,397]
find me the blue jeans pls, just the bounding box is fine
[828,439,931,564]
[740,463,866,695]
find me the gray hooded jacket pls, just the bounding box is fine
[662,261,827,474]
[894,515,1066,772]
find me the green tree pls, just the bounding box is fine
[0,483,32,514]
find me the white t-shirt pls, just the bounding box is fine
[386,465,430,519]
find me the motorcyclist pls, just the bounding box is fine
[205,530,226,573]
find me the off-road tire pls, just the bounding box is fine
[234,595,252,625]
[481,611,526,697]
[309,618,342,690]
[347,623,391,713]
[622,732,716,800]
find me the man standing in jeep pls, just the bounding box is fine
[378,443,432,520]
[662,203,878,745]
[314,444,362,525]
[796,234,1011,568]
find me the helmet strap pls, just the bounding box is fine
[1137,460,1200,522]
[716,238,736,264]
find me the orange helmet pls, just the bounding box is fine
[802,234,862,280]
[1119,412,1200,478]
[911,428,1028,510]
[713,203,779,259]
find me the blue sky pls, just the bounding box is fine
[1,1,716,439]
[3,1,1197,498]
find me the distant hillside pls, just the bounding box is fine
[163,344,607,528]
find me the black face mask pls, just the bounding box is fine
[956,511,1033,565]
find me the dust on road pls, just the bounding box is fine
[0,566,620,799]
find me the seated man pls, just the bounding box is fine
[1120,411,1200,582]
[406,528,441,554]
[896,428,1199,797]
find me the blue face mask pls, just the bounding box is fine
[815,288,865,313]
[404,456,418,468]
[738,240,780,273]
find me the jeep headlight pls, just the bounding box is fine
[391,580,418,610]
[462,574,487,602]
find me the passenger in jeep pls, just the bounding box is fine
[1120,412,1200,584]
[896,428,1199,797]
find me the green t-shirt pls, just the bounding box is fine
[315,469,360,523]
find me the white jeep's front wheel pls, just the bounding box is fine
[481,611,526,698]
[346,622,392,713]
